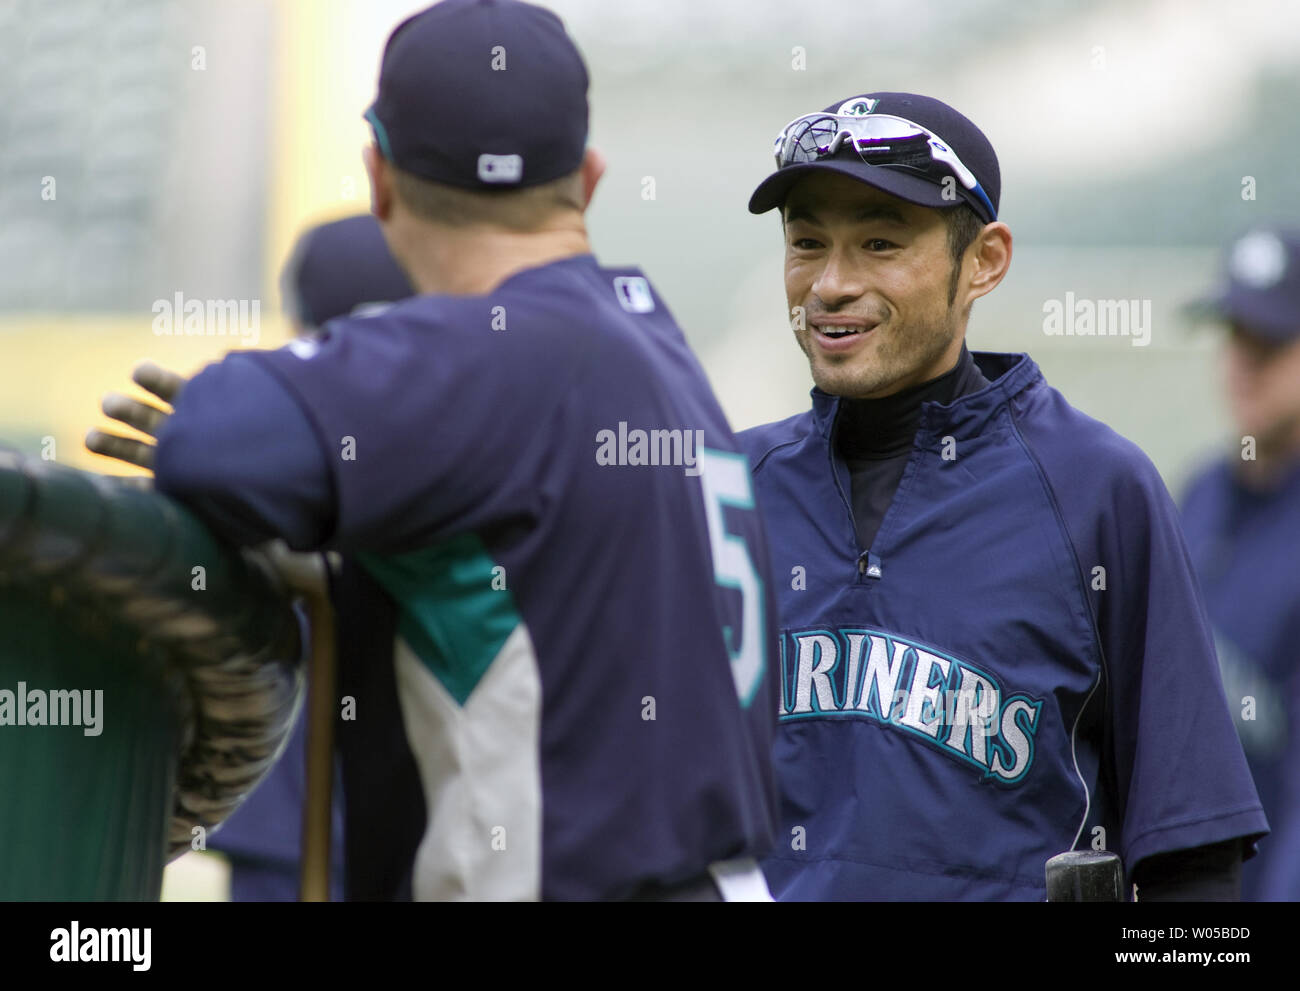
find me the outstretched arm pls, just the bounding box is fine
[87,355,335,549]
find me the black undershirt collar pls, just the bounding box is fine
[835,344,988,460]
[833,345,990,553]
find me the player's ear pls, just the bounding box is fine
[579,146,606,211]
[962,221,1012,306]
[364,143,394,222]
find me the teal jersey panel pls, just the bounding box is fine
[358,533,520,706]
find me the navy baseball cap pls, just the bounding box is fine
[281,214,415,331]
[365,0,589,190]
[1188,228,1300,343]
[748,92,1001,223]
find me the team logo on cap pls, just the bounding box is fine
[837,97,878,116]
[1230,230,1287,288]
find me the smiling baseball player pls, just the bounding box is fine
[738,91,1268,900]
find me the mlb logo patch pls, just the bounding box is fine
[613,276,655,313]
[478,153,523,183]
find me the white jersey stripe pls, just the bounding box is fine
[394,624,543,900]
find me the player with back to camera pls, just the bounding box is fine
[737,90,1268,901]
[1180,228,1300,901]
[86,0,780,902]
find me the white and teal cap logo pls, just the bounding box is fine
[837,96,879,116]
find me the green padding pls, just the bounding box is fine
[0,588,178,901]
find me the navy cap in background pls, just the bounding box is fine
[749,92,1001,223]
[281,214,415,332]
[1188,229,1300,343]
[365,0,589,191]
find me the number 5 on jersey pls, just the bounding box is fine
[699,449,766,708]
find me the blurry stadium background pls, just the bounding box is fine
[2,0,1298,899]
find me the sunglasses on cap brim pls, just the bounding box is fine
[773,111,997,222]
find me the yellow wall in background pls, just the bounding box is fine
[266,0,379,302]
[0,317,289,475]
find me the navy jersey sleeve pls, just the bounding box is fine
[154,354,334,549]
[1096,456,1268,869]
[251,301,592,553]
[1014,390,1268,874]
[160,292,590,555]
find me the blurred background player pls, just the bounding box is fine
[1181,227,1300,902]
[280,214,417,336]
[208,213,414,901]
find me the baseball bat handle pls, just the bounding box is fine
[299,586,338,902]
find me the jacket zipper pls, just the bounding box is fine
[828,409,882,585]
[858,551,883,581]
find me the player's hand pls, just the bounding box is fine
[258,539,331,600]
[84,361,188,474]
